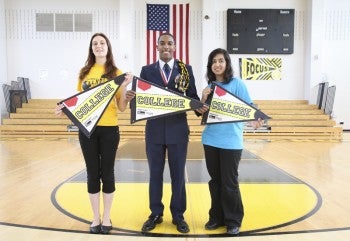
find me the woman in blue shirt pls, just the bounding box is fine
[200,48,263,235]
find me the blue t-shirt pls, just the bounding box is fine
[202,77,252,150]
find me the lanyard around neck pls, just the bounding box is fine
[160,64,172,85]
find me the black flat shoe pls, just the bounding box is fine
[172,219,190,233]
[204,220,225,230]
[141,215,163,232]
[101,220,112,234]
[227,226,240,235]
[89,223,101,234]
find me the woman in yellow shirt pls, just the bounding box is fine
[56,32,133,234]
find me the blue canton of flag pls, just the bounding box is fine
[147,4,169,31]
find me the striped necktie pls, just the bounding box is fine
[164,63,170,79]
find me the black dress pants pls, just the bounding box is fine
[146,142,188,222]
[203,144,244,227]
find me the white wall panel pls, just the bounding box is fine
[2,0,350,128]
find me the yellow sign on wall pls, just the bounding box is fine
[240,58,282,80]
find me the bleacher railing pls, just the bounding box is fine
[316,82,336,117]
[324,85,336,116]
[1,77,31,113]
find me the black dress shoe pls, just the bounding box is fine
[172,219,190,233]
[89,224,101,234]
[204,220,225,230]
[100,220,112,234]
[141,215,163,232]
[227,226,240,235]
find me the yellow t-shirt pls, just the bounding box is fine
[77,64,124,126]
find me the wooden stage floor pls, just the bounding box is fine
[1,133,350,241]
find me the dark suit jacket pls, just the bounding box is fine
[140,60,200,144]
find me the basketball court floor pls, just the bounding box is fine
[1,133,350,241]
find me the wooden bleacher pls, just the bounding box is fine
[0,99,343,141]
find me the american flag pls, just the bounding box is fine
[146,3,190,65]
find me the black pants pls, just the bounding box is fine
[79,126,120,194]
[146,142,188,222]
[203,144,244,227]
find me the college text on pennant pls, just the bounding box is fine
[58,74,126,138]
[130,77,204,123]
[202,83,270,125]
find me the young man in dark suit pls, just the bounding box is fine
[140,33,205,234]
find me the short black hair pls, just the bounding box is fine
[157,32,176,44]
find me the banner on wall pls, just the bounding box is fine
[58,74,126,138]
[130,77,204,123]
[201,83,270,125]
[240,58,282,80]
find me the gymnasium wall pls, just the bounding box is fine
[1,0,349,129]
[0,0,7,120]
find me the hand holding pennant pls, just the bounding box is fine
[58,73,127,138]
[130,76,205,123]
[201,83,271,125]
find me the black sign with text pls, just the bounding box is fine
[227,9,294,54]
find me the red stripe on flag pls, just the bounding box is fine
[185,4,189,63]
[172,5,177,60]
[179,4,183,61]
[152,31,157,64]
[147,31,150,65]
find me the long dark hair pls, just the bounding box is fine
[206,48,233,84]
[79,32,118,80]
